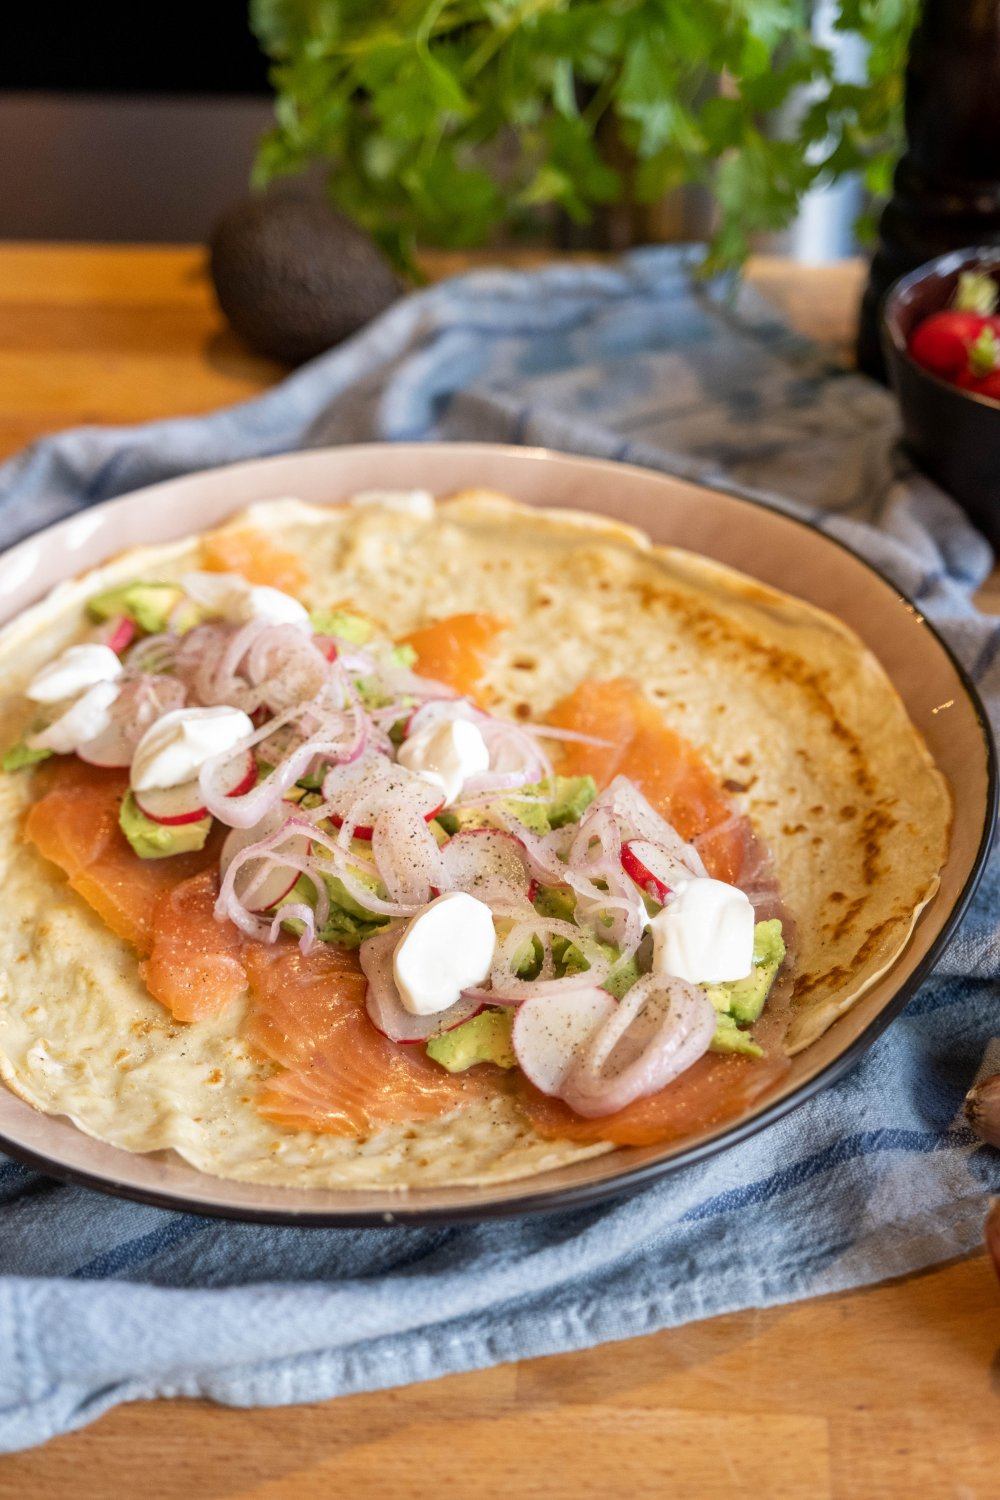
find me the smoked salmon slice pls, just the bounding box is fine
[547,678,747,884]
[200,527,310,596]
[244,941,498,1136]
[21,675,781,1147]
[23,759,218,956]
[522,676,788,1146]
[400,612,506,700]
[140,869,246,1022]
[22,762,496,1128]
[517,1044,790,1147]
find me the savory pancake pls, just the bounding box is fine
[0,492,950,1190]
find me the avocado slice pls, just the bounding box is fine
[277,868,390,949]
[309,608,373,644]
[426,1009,515,1072]
[440,775,597,838]
[119,790,211,859]
[532,885,576,922]
[709,1012,764,1058]
[87,581,183,634]
[504,774,597,834]
[704,919,785,1024]
[2,740,53,772]
[545,775,598,828]
[604,950,641,999]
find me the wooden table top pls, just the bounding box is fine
[0,243,995,1499]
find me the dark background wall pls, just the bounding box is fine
[2,2,270,93]
[0,3,275,241]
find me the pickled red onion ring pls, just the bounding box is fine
[559,974,716,1117]
[201,699,368,828]
[268,902,318,954]
[371,803,448,907]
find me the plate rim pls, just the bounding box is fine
[0,440,995,1225]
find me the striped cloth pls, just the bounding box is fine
[0,248,996,1452]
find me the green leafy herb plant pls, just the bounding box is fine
[251,0,918,275]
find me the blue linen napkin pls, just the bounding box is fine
[0,247,997,1453]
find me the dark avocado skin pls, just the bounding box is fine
[210,193,403,365]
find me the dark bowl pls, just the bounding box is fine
[882,246,1000,546]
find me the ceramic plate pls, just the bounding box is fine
[0,443,994,1223]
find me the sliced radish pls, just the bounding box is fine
[76,720,135,770]
[314,635,339,663]
[330,803,444,842]
[236,853,305,914]
[103,616,137,655]
[222,748,258,799]
[599,779,708,878]
[621,839,693,904]
[77,674,196,771]
[369,987,483,1045]
[359,924,483,1044]
[512,987,618,1096]
[134,779,210,826]
[220,805,312,913]
[135,750,257,826]
[325,762,444,840]
[439,828,531,905]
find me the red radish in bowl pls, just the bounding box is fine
[906,270,1000,400]
[134,750,257,825]
[908,310,991,378]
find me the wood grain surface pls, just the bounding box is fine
[0,242,995,1496]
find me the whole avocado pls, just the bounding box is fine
[210,192,403,364]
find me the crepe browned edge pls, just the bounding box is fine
[0,491,951,1191]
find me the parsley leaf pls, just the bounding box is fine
[251,0,918,275]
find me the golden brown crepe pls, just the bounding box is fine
[0,493,951,1189]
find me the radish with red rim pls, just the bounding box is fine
[134,780,213,826]
[439,827,532,905]
[135,750,257,826]
[220,805,312,913]
[324,763,444,841]
[621,839,694,904]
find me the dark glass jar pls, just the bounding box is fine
[857,0,1000,381]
